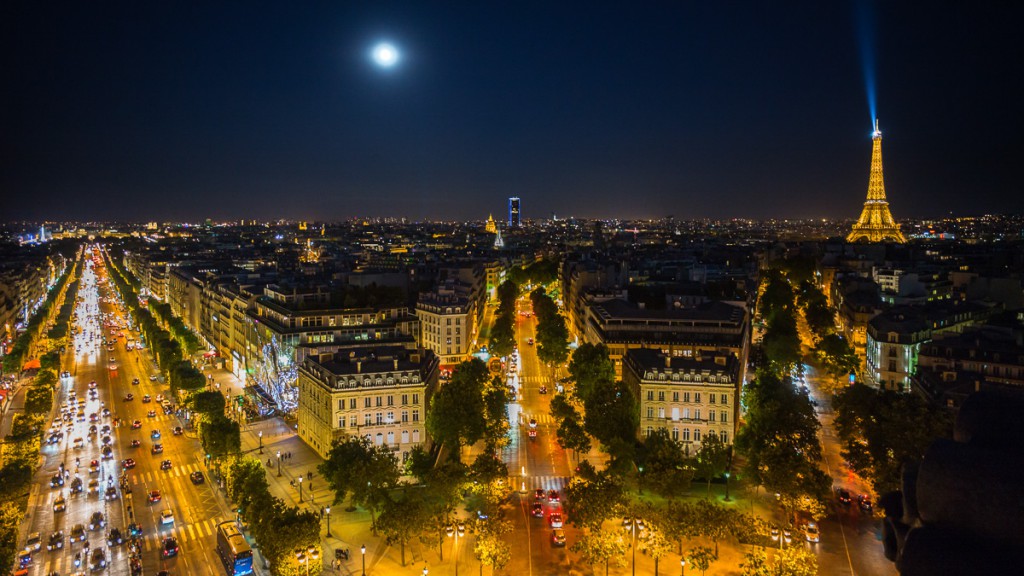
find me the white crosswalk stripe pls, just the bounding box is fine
[526,475,570,492]
[130,462,200,485]
[519,413,556,426]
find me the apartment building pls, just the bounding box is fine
[297,346,438,459]
[623,348,740,454]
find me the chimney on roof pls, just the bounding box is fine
[394,359,399,370]
[715,355,726,366]
[664,355,671,368]
[356,361,362,373]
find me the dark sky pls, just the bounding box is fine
[2,1,1021,222]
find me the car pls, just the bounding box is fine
[104,485,118,500]
[106,527,124,547]
[142,395,151,403]
[70,477,84,493]
[89,511,106,531]
[130,420,142,429]
[151,430,161,440]
[46,530,64,551]
[148,490,162,503]
[50,474,65,488]
[189,471,205,485]
[162,536,180,557]
[172,426,183,436]
[858,494,873,513]
[151,444,163,454]
[770,525,780,541]
[160,459,172,471]
[127,522,143,538]
[131,378,139,385]
[551,529,566,547]
[88,381,98,390]
[837,488,852,506]
[101,424,111,435]
[548,490,560,503]
[805,522,820,543]
[88,479,100,495]
[528,428,537,439]
[149,375,158,381]
[534,489,546,501]
[122,459,136,469]
[24,532,42,553]
[549,514,563,528]
[156,394,164,402]
[147,410,156,418]
[53,495,67,512]
[102,407,111,417]
[89,547,107,570]
[531,503,544,517]
[89,459,100,474]
[160,509,174,525]
[70,524,87,542]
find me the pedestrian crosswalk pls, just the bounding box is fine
[128,462,202,485]
[519,376,550,384]
[519,413,557,426]
[38,518,219,574]
[526,475,570,492]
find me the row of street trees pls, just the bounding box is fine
[2,255,77,374]
[487,280,519,358]
[739,269,831,527]
[103,249,230,457]
[225,456,322,576]
[529,287,569,371]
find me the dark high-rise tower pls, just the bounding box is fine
[508,197,521,228]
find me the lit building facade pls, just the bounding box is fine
[623,348,739,455]
[297,346,439,460]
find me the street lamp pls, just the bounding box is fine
[624,517,643,576]
[277,450,282,477]
[309,545,319,575]
[258,430,263,454]
[298,475,303,502]
[423,567,428,576]
[724,471,731,502]
[361,544,366,575]
[325,506,332,537]
[296,551,308,576]
[680,557,686,576]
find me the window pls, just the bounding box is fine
[694,409,701,420]
[375,412,383,424]
[401,411,409,423]
[720,411,728,423]
[412,429,420,443]
[694,392,701,403]
[720,394,728,405]
[671,407,679,421]
[658,407,665,419]
[412,393,419,404]
[646,426,653,437]
[350,398,357,409]
[709,394,715,404]
[672,427,679,440]
[412,410,420,422]
[364,413,372,426]
[350,415,358,428]
[401,430,409,444]
[647,407,654,419]
[338,417,344,428]
[375,433,383,446]
[386,411,394,423]
[376,396,382,407]
[338,399,345,410]
[364,398,371,408]
[709,411,716,422]
[658,391,665,402]
[387,395,394,406]
[683,408,690,419]
[719,430,728,443]
[401,394,408,405]
[387,431,395,445]
[646,391,654,401]
[682,428,690,441]
[683,392,691,402]
[672,392,679,402]
[694,429,702,441]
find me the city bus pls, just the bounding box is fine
[215,521,254,576]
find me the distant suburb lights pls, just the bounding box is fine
[371,42,400,68]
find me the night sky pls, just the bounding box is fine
[2,1,1021,222]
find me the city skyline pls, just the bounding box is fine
[3,2,1023,222]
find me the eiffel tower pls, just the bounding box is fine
[847,119,906,243]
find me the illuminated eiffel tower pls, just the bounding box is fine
[847,119,906,243]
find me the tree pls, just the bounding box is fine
[374,492,429,566]
[693,432,731,498]
[571,530,629,576]
[319,436,399,516]
[833,383,952,494]
[199,414,241,458]
[190,390,226,414]
[225,456,270,515]
[34,369,58,389]
[24,385,54,415]
[762,309,801,374]
[0,502,23,575]
[687,545,716,576]
[255,505,322,576]
[638,523,674,576]
[563,470,626,530]
[814,334,859,393]
[657,500,698,555]
[488,314,516,359]
[741,546,818,576]
[474,518,512,575]
[556,413,591,460]
[568,343,616,402]
[426,359,489,450]
[483,376,510,449]
[693,499,738,557]
[582,379,638,458]
[637,429,693,498]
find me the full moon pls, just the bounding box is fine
[371,43,400,68]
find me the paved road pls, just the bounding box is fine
[23,248,235,576]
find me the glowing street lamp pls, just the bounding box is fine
[258,430,263,454]
[325,506,332,537]
[361,544,366,575]
[277,450,282,477]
